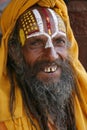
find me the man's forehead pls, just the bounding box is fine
[18,6,66,45]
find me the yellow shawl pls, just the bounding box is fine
[0,0,87,130]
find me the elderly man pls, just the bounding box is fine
[0,0,87,130]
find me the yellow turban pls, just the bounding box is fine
[0,0,87,130]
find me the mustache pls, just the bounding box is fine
[29,58,70,76]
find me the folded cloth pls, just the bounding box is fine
[0,0,87,130]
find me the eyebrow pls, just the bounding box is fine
[28,36,46,42]
[52,35,67,40]
[27,32,52,39]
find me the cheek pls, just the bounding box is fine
[55,47,68,60]
[22,49,43,66]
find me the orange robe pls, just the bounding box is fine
[0,0,87,130]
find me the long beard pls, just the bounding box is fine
[23,59,76,130]
[7,28,77,130]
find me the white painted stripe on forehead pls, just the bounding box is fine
[48,8,58,32]
[52,31,66,38]
[27,32,51,39]
[32,9,44,32]
[27,31,66,39]
[48,9,66,38]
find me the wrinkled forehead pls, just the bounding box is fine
[18,6,66,45]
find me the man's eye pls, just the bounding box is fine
[28,40,44,49]
[54,39,66,47]
[30,41,40,46]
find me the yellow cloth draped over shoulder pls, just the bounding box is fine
[0,0,87,130]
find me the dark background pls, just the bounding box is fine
[67,0,87,71]
[0,0,10,13]
[0,0,87,71]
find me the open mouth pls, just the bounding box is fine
[44,65,57,73]
[36,63,61,83]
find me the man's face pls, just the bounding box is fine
[22,34,68,84]
[21,7,68,84]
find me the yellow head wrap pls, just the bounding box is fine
[0,0,87,130]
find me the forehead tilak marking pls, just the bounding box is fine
[19,8,66,46]
[48,9,66,35]
[48,9,58,33]
[20,10,39,38]
[32,8,52,36]
[32,9,44,33]
[41,8,52,35]
[20,8,66,39]
[26,9,66,48]
[26,8,66,39]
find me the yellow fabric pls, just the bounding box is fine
[5,115,40,130]
[0,0,87,130]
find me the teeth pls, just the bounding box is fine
[44,66,57,73]
[48,67,50,72]
[52,67,55,72]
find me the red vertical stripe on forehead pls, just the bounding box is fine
[41,8,52,35]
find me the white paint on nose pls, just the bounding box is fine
[45,37,54,48]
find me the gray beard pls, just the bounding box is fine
[7,29,77,130]
[25,59,76,130]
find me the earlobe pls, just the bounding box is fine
[0,122,7,130]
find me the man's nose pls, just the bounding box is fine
[44,47,58,61]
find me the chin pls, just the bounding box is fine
[36,70,61,85]
[39,78,59,85]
